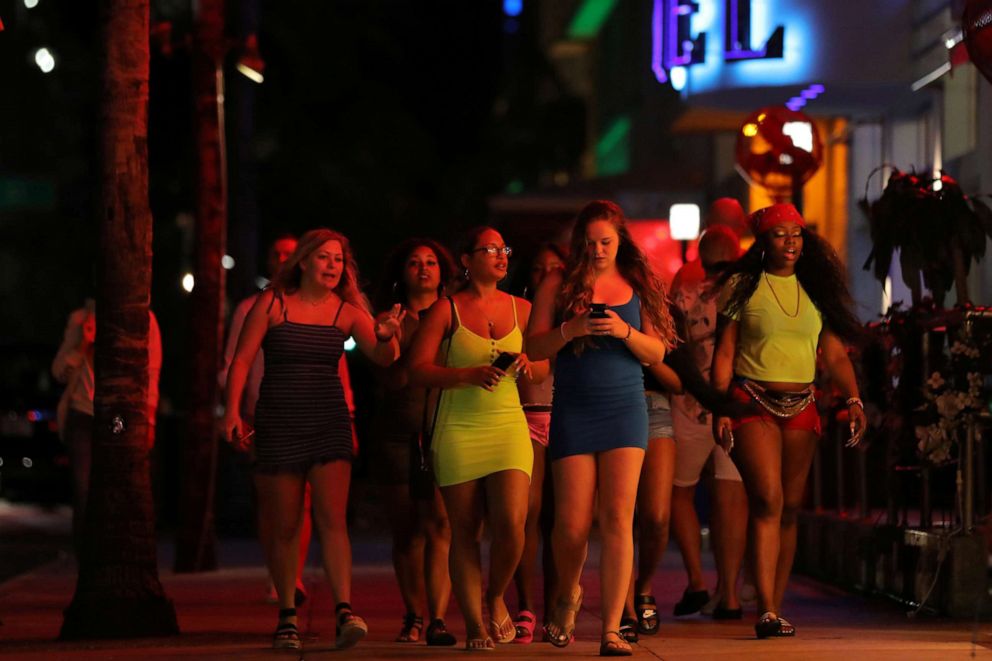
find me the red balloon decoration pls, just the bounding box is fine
[735,105,823,202]
[963,0,992,85]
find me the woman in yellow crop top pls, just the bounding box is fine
[711,204,866,640]
[408,226,550,651]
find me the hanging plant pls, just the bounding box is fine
[860,167,992,306]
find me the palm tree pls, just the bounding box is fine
[61,0,178,638]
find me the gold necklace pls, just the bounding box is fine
[763,272,800,318]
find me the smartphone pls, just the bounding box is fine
[491,351,518,371]
[589,303,608,319]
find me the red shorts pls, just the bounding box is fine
[729,381,821,435]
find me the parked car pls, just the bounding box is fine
[0,341,70,503]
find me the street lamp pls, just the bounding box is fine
[670,203,700,263]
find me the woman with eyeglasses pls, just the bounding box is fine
[712,204,865,639]
[527,201,676,657]
[407,226,549,651]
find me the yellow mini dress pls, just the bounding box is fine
[432,298,533,487]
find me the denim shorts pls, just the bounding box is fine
[646,390,674,439]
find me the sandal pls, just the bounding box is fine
[544,585,583,648]
[396,612,423,643]
[465,635,496,652]
[618,616,638,643]
[488,613,516,644]
[634,594,659,635]
[272,608,301,650]
[334,602,368,650]
[425,618,457,646]
[513,610,536,644]
[599,630,633,657]
[776,616,796,637]
[673,587,710,616]
[754,611,782,639]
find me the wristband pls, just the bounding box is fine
[846,396,863,409]
[621,322,632,341]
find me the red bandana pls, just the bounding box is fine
[749,203,805,235]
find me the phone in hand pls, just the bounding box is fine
[589,303,608,319]
[491,351,518,371]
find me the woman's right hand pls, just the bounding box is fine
[714,416,734,453]
[464,365,506,392]
[224,414,252,451]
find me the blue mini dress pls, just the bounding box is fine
[549,294,648,460]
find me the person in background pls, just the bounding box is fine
[528,201,676,657]
[713,204,866,638]
[53,299,162,556]
[510,242,566,644]
[224,228,402,651]
[407,226,548,651]
[668,226,748,621]
[369,237,457,647]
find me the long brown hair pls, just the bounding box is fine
[559,200,676,351]
[270,228,371,313]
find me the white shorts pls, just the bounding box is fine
[671,404,741,487]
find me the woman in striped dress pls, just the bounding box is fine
[224,228,402,651]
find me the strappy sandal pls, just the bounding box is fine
[618,616,638,643]
[425,618,457,646]
[634,594,659,635]
[754,611,782,639]
[599,630,633,657]
[544,585,583,648]
[396,612,423,643]
[513,610,536,644]
[775,616,796,637]
[272,607,301,650]
[334,602,368,650]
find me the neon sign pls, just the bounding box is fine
[652,0,788,87]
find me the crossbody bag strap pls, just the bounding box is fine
[419,295,456,463]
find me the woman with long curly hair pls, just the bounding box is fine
[369,237,458,646]
[528,200,676,657]
[407,226,550,651]
[712,203,865,639]
[224,228,403,651]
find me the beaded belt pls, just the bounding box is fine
[740,379,815,419]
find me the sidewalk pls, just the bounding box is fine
[0,535,989,659]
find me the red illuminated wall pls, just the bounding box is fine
[627,219,698,285]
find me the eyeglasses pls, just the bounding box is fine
[472,245,513,257]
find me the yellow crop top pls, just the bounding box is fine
[720,272,822,383]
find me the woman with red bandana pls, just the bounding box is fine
[712,204,865,639]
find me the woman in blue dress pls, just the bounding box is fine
[528,200,676,656]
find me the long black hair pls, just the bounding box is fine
[717,229,863,343]
[372,237,456,313]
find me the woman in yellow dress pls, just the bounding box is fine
[408,226,549,651]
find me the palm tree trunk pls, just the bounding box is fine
[174,0,226,572]
[61,0,178,638]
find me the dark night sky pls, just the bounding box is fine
[0,0,581,410]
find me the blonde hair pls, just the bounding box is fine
[269,228,371,313]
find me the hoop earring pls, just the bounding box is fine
[760,250,766,263]
[391,281,399,295]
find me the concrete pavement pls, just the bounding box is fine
[0,532,989,660]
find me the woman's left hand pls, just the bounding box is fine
[847,401,867,447]
[588,309,629,339]
[511,353,533,381]
[375,304,407,341]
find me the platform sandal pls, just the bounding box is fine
[272,608,301,650]
[396,612,422,643]
[334,602,368,650]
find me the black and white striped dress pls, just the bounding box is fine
[253,298,353,473]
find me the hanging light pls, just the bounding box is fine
[669,204,701,241]
[236,34,265,84]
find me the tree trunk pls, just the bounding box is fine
[175,0,226,572]
[61,0,178,638]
